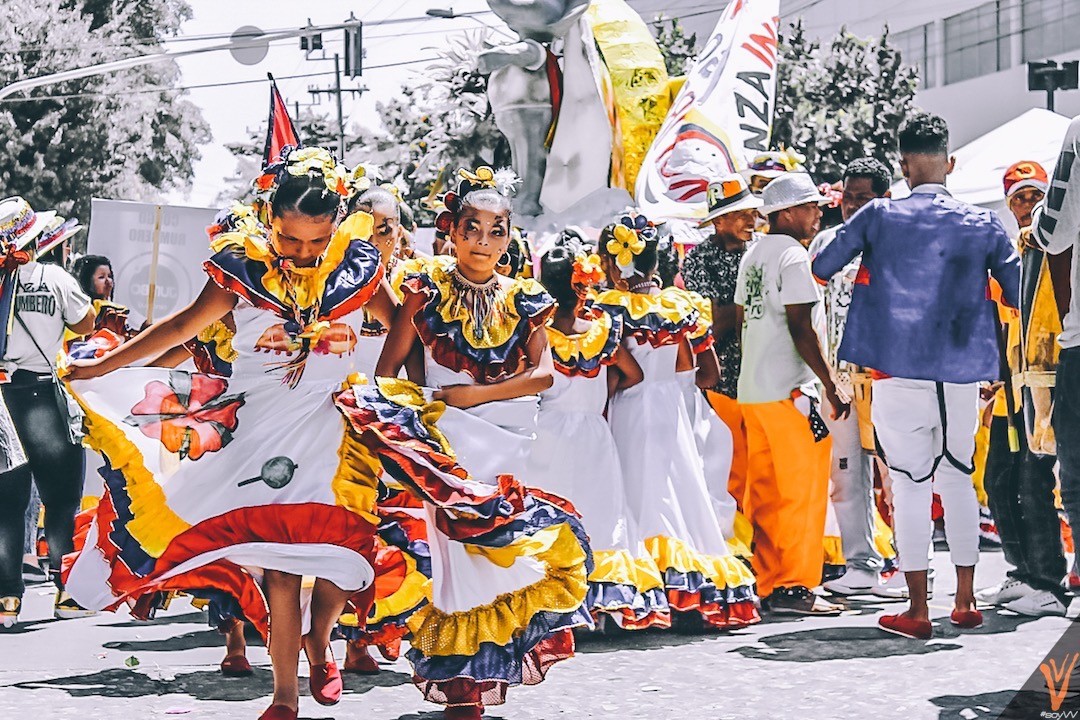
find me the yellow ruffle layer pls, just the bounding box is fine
[416,261,551,350]
[589,548,665,593]
[823,536,845,566]
[592,286,701,326]
[211,211,375,311]
[406,522,588,657]
[332,411,382,526]
[645,535,756,591]
[71,390,190,558]
[728,511,753,559]
[546,310,616,365]
[338,551,432,628]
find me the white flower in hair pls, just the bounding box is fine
[492,167,520,197]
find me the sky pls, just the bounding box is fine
[165,0,510,207]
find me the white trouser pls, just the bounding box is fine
[824,396,882,573]
[871,378,980,573]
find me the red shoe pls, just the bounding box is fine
[220,655,253,677]
[444,705,483,720]
[258,705,297,720]
[877,613,932,640]
[950,608,984,629]
[377,636,402,661]
[309,660,343,706]
[343,651,380,675]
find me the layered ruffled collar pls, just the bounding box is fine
[546,309,623,378]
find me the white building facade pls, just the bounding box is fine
[778,0,1080,145]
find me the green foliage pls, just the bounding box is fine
[351,30,510,221]
[651,17,698,77]
[0,0,210,229]
[771,20,919,182]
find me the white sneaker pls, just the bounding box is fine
[823,568,878,596]
[975,577,1035,606]
[1002,590,1069,617]
[871,572,934,601]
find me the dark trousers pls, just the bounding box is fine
[1056,348,1080,588]
[984,412,1067,598]
[0,374,85,597]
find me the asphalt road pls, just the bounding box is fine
[0,550,1070,720]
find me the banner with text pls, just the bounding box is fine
[635,0,779,221]
[86,199,218,326]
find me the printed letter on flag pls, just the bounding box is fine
[635,0,779,221]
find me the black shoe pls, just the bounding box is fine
[22,562,47,584]
[768,586,843,616]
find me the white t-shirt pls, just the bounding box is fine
[734,233,822,404]
[3,261,92,374]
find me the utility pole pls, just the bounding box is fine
[1028,60,1079,112]
[302,15,365,161]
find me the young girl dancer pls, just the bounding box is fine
[335,166,592,719]
[595,212,760,629]
[525,243,670,631]
[64,146,398,720]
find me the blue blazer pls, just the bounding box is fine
[811,185,1021,384]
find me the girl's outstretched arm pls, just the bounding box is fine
[67,280,237,380]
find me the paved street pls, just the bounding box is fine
[0,551,1069,720]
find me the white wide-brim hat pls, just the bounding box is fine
[758,173,829,215]
[0,196,57,251]
[697,174,764,228]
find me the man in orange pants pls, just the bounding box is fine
[682,174,763,512]
[735,173,850,615]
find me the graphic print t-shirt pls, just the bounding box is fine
[3,262,92,374]
[734,234,822,404]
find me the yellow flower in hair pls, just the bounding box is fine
[777,147,807,172]
[607,224,645,268]
[380,183,403,202]
[459,166,496,187]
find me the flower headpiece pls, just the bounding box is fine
[434,165,519,234]
[254,145,350,199]
[572,253,604,289]
[605,211,657,278]
[380,182,404,203]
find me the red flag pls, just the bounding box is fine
[262,73,301,167]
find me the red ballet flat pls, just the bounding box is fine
[257,704,297,720]
[309,660,343,706]
[950,608,984,629]
[444,705,483,720]
[220,655,253,677]
[343,652,380,675]
[877,613,932,640]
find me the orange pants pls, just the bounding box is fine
[742,399,832,597]
[707,391,748,512]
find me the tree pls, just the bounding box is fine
[651,17,698,77]
[351,30,510,221]
[0,0,210,228]
[221,30,511,223]
[770,20,919,181]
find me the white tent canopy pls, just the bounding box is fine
[890,108,1071,234]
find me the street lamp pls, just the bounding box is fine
[426,8,456,19]
[1028,60,1079,112]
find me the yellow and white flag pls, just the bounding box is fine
[636,0,780,221]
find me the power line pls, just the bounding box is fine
[0,56,440,103]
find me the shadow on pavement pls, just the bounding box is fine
[730,625,963,662]
[103,629,252,653]
[933,608,1044,638]
[930,689,1025,719]
[574,624,757,654]
[394,714,506,720]
[13,666,411,702]
[0,617,60,635]
[105,611,208,628]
